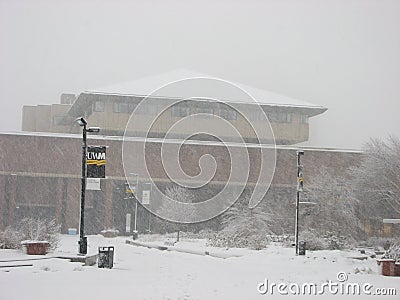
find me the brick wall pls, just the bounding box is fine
[0,132,363,234]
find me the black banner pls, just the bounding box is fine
[87,146,106,178]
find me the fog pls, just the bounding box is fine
[0,0,399,149]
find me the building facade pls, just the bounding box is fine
[21,70,327,145]
[1,131,378,236]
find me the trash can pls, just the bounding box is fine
[132,230,138,240]
[98,246,114,269]
[298,241,306,255]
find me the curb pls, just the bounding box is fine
[125,239,241,259]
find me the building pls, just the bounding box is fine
[22,70,327,145]
[0,131,368,236]
[22,93,76,134]
[12,71,393,237]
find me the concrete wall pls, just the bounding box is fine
[22,104,73,133]
[23,93,315,144]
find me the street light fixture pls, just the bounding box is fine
[75,117,100,255]
[75,117,87,126]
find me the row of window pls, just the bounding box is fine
[93,101,134,114]
[91,101,308,124]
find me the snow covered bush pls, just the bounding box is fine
[299,230,329,250]
[208,198,272,250]
[18,217,60,250]
[360,237,397,251]
[208,231,268,250]
[0,217,60,250]
[322,231,353,250]
[0,227,20,249]
[299,230,353,250]
[382,240,400,261]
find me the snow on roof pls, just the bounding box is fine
[0,131,362,153]
[85,69,326,110]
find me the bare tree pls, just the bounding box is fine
[305,167,361,239]
[209,197,273,249]
[157,185,196,241]
[352,136,400,219]
[222,199,273,236]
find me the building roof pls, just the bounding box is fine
[0,131,362,154]
[84,69,327,111]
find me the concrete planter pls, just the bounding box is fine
[377,259,396,276]
[21,241,50,255]
[395,263,400,276]
[100,229,119,238]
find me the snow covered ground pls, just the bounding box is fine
[0,234,399,300]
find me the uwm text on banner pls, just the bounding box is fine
[87,146,106,179]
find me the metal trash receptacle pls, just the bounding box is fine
[298,241,306,255]
[98,246,114,269]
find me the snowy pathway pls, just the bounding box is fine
[0,235,399,300]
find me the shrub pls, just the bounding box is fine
[208,231,268,250]
[300,230,353,251]
[0,217,60,250]
[0,227,20,249]
[300,230,328,250]
[323,232,354,250]
[207,199,272,250]
[382,240,400,261]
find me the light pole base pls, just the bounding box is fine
[78,236,88,255]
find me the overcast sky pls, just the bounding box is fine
[0,0,399,149]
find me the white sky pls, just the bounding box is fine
[0,0,399,150]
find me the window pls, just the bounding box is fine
[251,110,267,121]
[220,108,237,120]
[300,115,309,124]
[172,106,191,117]
[113,102,132,113]
[268,112,292,123]
[136,103,159,115]
[195,107,213,114]
[93,101,105,112]
[267,112,278,122]
[52,116,64,126]
[195,107,214,118]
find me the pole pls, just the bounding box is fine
[78,125,87,255]
[134,174,138,232]
[295,150,303,255]
[129,173,139,240]
[145,183,152,233]
[134,201,138,231]
[295,190,300,255]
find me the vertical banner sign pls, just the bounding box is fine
[142,190,150,205]
[87,178,101,190]
[87,146,106,178]
[126,213,131,233]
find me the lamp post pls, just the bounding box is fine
[143,182,152,233]
[295,150,304,255]
[129,173,139,240]
[75,117,100,255]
